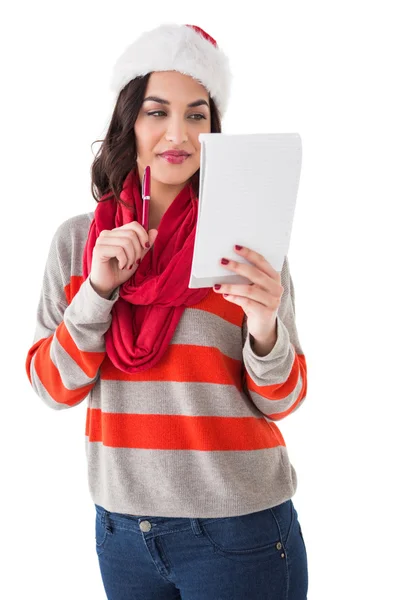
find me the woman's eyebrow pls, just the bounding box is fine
[143,96,209,108]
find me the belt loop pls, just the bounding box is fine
[190,518,203,537]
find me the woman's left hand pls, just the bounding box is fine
[213,245,284,347]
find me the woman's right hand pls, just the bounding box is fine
[89,222,158,298]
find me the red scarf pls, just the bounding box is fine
[82,167,211,373]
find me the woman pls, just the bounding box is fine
[26,23,309,599]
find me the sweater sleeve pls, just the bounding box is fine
[241,255,307,421]
[25,216,120,410]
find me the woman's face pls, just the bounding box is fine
[134,71,212,187]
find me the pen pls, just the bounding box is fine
[141,166,150,231]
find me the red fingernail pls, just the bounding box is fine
[235,245,243,251]
[214,284,221,290]
[145,242,150,248]
[221,258,229,265]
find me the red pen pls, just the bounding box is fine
[141,166,150,231]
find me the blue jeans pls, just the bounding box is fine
[95,498,308,599]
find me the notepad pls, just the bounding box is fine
[188,133,302,289]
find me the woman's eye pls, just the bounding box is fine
[147,111,206,120]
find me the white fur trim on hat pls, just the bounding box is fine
[110,23,232,117]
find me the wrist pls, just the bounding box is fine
[89,277,114,299]
[250,336,276,357]
[250,323,278,357]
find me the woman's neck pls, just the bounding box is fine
[144,178,188,230]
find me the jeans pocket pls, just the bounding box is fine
[95,505,112,556]
[199,507,284,559]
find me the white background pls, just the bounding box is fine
[2,1,399,598]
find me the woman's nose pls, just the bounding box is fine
[165,118,188,144]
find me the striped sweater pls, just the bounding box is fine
[25,212,307,518]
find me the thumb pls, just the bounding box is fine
[148,229,158,246]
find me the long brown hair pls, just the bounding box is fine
[90,73,222,209]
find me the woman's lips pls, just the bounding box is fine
[159,154,190,164]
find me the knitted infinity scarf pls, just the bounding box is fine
[82,167,210,373]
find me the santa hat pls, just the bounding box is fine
[110,23,232,118]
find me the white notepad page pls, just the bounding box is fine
[188,133,302,289]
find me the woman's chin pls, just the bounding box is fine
[153,162,198,185]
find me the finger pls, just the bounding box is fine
[214,283,281,310]
[97,233,141,269]
[221,258,283,296]
[112,230,143,266]
[94,242,130,270]
[117,221,151,251]
[214,283,257,299]
[222,293,278,316]
[148,229,158,246]
[233,246,280,280]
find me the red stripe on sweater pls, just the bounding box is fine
[57,322,105,377]
[85,408,286,451]
[246,354,307,419]
[65,276,245,327]
[64,275,84,304]
[100,345,243,389]
[26,332,98,406]
[190,288,244,326]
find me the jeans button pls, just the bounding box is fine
[276,542,282,550]
[139,520,152,532]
